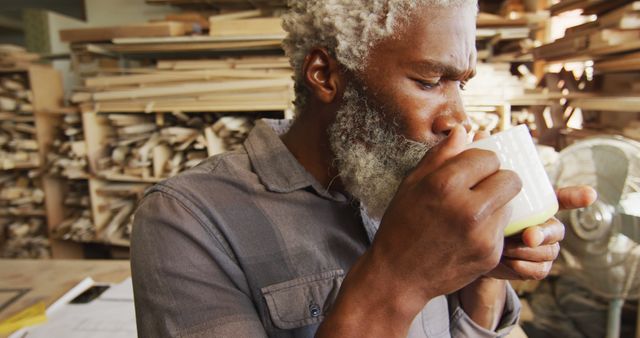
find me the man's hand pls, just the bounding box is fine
[318,125,522,338]
[486,185,597,280]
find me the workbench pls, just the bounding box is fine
[0,259,130,337]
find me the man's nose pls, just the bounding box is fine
[431,112,471,136]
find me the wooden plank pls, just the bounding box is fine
[595,51,640,72]
[532,35,589,60]
[583,0,637,15]
[92,39,282,54]
[81,100,290,113]
[60,22,188,43]
[209,17,284,37]
[570,96,640,112]
[156,57,290,70]
[73,78,292,102]
[590,35,640,55]
[84,69,292,88]
[597,1,640,29]
[564,21,598,38]
[548,0,587,15]
[165,12,210,29]
[208,9,262,22]
[112,34,284,44]
[476,13,529,27]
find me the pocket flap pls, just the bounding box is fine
[261,269,344,329]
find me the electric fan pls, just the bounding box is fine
[551,136,640,338]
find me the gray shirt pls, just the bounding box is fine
[131,119,521,338]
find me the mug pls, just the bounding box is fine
[466,125,559,236]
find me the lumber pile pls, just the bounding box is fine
[0,171,49,258]
[0,73,39,170]
[0,217,50,258]
[61,9,285,55]
[0,173,45,217]
[53,181,94,242]
[73,55,293,113]
[94,183,150,244]
[95,113,254,181]
[475,11,537,63]
[47,113,89,179]
[0,45,39,69]
[534,1,640,61]
[60,22,193,43]
[462,62,529,132]
[145,0,287,10]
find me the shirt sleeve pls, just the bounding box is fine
[448,281,521,338]
[131,189,267,338]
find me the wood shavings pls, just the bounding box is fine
[0,73,39,170]
[0,217,50,258]
[47,112,89,179]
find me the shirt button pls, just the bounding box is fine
[309,303,321,317]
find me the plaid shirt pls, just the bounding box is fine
[131,119,520,338]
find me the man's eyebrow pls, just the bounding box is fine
[409,59,475,80]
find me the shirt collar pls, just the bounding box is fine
[244,119,346,201]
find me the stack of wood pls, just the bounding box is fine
[73,55,293,114]
[0,73,39,170]
[208,116,254,153]
[62,9,286,55]
[534,1,640,61]
[145,0,287,10]
[95,183,150,244]
[476,12,535,62]
[0,166,49,258]
[0,217,50,258]
[0,173,45,217]
[462,62,530,133]
[53,181,94,242]
[47,113,88,179]
[0,45,39,69]
[97,113,220,181]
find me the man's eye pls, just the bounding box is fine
[415,79,440,90]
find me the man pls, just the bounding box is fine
[131,1,596,337]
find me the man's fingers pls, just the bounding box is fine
[408,124,467,179]
[427,148,502,192]
[473,130,490,142]
[520,217,565,248]
[499,259,553,281]
[557,185,597,210]
[503,242,560,262]
[468,169,522,220]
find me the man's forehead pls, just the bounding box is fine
[407,58,476,78]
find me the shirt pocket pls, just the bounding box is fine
[260,269,344,330]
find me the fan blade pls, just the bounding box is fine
[592,145,628,206]
[618,213,640,241]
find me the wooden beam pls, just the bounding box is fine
[73,78,292,102]
[60,22,188,43]
[84,69,291,88]
[209,17,284,37]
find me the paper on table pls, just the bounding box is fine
[23,298,136,338]
[10,278,136,338]
[98,277,133,301]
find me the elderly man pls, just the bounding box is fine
[131,1,596,337]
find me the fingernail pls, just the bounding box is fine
[531,229,545,247]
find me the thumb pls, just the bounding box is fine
[409,125,468,179]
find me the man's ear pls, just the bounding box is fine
[301,48,344,104]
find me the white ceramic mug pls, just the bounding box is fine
[466,125,558,236]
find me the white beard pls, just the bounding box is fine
[328,84,436,237]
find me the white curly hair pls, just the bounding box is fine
[282,0,478,112]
